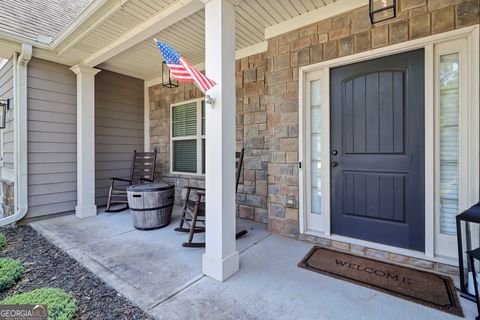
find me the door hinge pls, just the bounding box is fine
[298,161,302,169]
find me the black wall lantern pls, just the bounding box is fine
[369,0,397,24]
[162,61,178,88]
[0,98,10,129]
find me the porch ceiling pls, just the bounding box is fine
[76,0,338,80]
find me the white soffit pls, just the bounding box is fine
[82,0,204,67]
[68,0,178,59]
[81,0,362,79]
[98,0,340,79]
[0,0,367,78]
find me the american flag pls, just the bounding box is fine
[154,39,216,93]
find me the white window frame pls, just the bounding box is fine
[170,97,205,176]
[434,38,470,260]
[299,26,479,266]
[301,69,330,235]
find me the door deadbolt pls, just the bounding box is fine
[331,150,338,155]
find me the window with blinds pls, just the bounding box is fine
[173,140,197,173]
[171,99,205,174]
[439,53,460,236]
[172,102,197,137]
[310,79,322,215]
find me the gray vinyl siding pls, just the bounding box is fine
[95,70,144,205]
[27,58,77,218]
[0,57,14,171]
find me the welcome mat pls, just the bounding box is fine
[298,247,463,317]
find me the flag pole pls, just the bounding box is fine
[205,94,215,106]
[193,81,215,106]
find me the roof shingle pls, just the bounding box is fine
[0,0,92,42]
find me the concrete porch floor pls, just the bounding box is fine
[30,206,477,320]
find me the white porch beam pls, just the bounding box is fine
[70,65,101,218]
[81,0,204,68]
[202,0,238,282]
[54,0,129,56]
[264,0,368,39]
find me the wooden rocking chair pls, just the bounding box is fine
[175,148,248,247]
[105,150,157,212]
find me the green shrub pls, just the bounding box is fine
[0,288,76,320]
[0,258,23,291]
[0,233,5,250]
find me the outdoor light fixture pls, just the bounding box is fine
[369,0,396,24]
[0,98,9,129]
[162,61,178,88]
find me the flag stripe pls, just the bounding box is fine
[181,58,207,91]
[184,59,208,91]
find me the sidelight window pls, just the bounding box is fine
[434,36,472,260]
[438,53,460,236]
[310,79,322,215]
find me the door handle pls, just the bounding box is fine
[331,161,339,167]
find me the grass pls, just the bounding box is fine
[0,233,5,250]
[1,288,77,320]
[0,258,23,292]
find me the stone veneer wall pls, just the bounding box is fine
[265,0,478,237]
[149,82,204,204]
[149,56,270,221]
[149,0,479,275]
[149,54,270,223]
[0,179,14,218]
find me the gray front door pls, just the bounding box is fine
[330,49,425,252]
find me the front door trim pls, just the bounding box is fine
[330,49,426,251]
[298,25,479,266]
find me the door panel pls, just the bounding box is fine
[343,172,405,222]
[330,49,425,252]
[344,71,405,154]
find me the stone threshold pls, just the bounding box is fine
[297,233,459,276]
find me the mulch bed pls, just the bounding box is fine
[0,225,151,320]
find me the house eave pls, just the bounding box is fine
[0,30,50,51]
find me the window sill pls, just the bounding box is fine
[164,172,205,179]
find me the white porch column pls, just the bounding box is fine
[70,65,101,218]
[202,0,238,281]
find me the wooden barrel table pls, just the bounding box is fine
[127,182,175,230]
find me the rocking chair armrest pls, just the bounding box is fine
[139,177,154,183]
[184,186,206,201]
[111,177,132,182]
[186,186,206,192]
[110,177,132,186]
